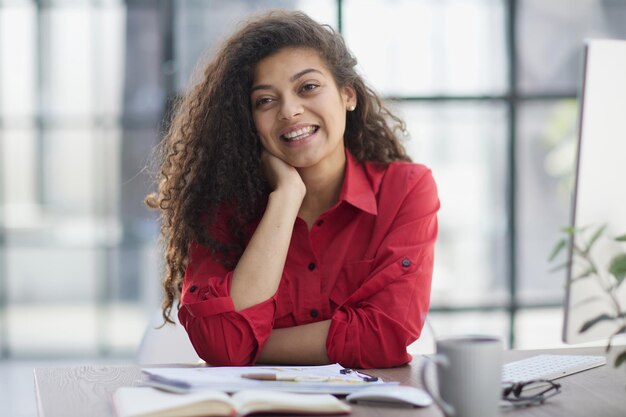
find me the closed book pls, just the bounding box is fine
[113,386,351,417]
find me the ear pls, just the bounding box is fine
[342,85,357,111]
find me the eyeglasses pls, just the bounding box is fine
[501,379,562,407]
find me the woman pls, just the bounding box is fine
[147,10,439,368]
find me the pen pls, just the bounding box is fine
[241,373,302,381]
[240,373,367,383]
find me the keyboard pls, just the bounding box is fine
[502,354,606,383]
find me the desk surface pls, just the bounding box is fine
[33,347,625,417]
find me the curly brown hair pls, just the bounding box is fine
[147,10,411,324]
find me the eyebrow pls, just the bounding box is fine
[250,68,324,93]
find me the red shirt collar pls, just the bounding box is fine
[339,150,379,215]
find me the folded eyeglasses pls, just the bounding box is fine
[501,379,562,407]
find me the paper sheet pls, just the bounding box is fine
[143,363,397,395]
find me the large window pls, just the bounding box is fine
[2,0,626,358]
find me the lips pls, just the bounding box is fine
[279,125,319,142]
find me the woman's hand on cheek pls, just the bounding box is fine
[261,151,306,200]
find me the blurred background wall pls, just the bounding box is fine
[1,0,626,361]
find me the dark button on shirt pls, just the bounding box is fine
[316,220,324,226]
[308,262,316,271]
[310,309,319,318]
[189,285,198,293]
[401,258,411,267]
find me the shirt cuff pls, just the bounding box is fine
[184,296,235,318]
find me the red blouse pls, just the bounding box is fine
[178,151,440,368]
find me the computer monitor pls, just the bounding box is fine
[563,39,626,344]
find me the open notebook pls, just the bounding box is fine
[113,387,351,417]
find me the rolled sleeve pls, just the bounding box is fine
[326,253,433,368]
[182,270,236,318]
[178,243,277,366]
[184,297,235,317]
[179,294,277,366]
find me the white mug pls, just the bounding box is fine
[420,335,503,417]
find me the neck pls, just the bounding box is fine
[297,150,346,223]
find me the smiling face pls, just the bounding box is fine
[250,47,356,172]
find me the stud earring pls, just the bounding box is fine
[348,105,355,111]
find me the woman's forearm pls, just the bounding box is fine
[230,188,303,311]
[257,320,331,365]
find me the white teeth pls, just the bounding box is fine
[283,126,316,140]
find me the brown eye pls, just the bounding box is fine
[300,83,319,92]
[254,97,274,107]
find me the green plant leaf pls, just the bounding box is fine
[585,224,607,253]
[549,238,567,261]
[608,253,626,285]
[606,325,626,352]
[579,313,615,333]
[561,226,580,235]
[615,233,626,242]
[615,350,626,368]
[573,267,596,281]
[571,244,588,258]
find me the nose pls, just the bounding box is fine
[278,95,303,120]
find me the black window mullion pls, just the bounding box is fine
[506,0,518,348]
[337,0,343,33]
[0,0,5,358]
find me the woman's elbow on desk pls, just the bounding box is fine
[179,311,260,366]
[194,339,257,367]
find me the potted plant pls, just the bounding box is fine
[550,224,626,368]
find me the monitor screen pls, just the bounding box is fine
[563,39,626,344]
